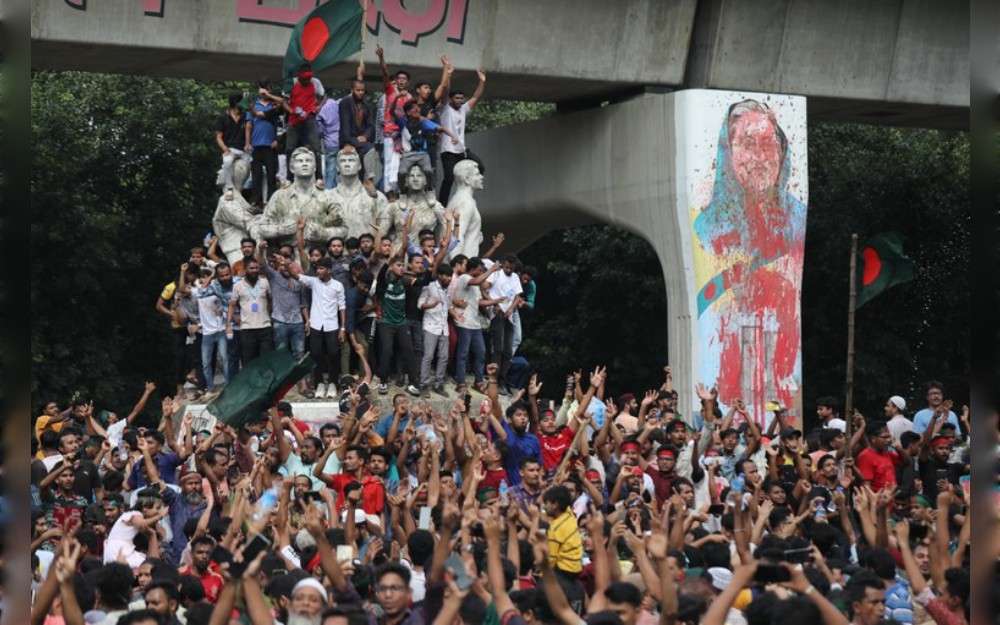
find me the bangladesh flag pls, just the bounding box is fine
[206,350,315,429]
[282,0,365,89]
[855,232,915,309]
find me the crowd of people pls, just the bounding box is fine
[30,48,974,625]
[179,46,519,402]
[30,366,973,625]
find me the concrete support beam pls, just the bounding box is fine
[468,90,808,425]
[685,0,969,128]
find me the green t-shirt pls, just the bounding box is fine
[380,276,407,326]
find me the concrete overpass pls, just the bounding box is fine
[26,1,971,423]
[30,0,969,128]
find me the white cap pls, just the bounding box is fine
[292,577,328,602]
[707,566,733,592]
[341,508,368,524]
[889,396,906,411]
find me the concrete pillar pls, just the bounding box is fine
[467,90,808,426]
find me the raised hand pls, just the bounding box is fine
[528,374,543,397]
[476,68,486,82]
[486,363,499,377]
[145,381,157,394]
[375,44,384,59]
[640,390,657,408]
[695,383,718,401]
[55,538,83,583]
[492,232,504,247]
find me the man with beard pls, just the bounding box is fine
[646,446,682,506]
[227,257,273,367]
[143,579,183,625]
[484,362,541,486]
[918,434,961,502]
[510,459,544,512]
[179,535,224,602]
[160,468,209,566]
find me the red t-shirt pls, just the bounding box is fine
[481,466,509,492]
[288,79,317,127]
[539,428,575,471]
[856,447,901,492]
[181,566,224,603]
[324,472,384,515]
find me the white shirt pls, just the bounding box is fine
[193,284,226,335]
[298,274,346,331]
[438,102,469,153]
[418,280,451,336]
[886,415,915,445]
[452,273,483,330]
[488,269,523,315]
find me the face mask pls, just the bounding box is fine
[299,71,313,82]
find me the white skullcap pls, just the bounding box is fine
[889,396,906,411]
[707,566,733,592]
[292,577,328,602]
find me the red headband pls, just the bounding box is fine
[620,441,640,452]
[930,436,951,448]
[657,448,676,459]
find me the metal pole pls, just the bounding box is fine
[844,233,859,440]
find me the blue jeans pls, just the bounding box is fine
[454,326,485,385]
[323,151,339,189]
[201,332,230,390]
[273,321,306,359]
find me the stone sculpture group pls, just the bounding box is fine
[212,146,484,262]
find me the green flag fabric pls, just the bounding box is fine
[282,0,364,89]
[855,232,915,309]
[206,350,314,429]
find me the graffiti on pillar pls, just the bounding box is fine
[64,0,165,15]
[690,97,806,426]
[235,0,470,45]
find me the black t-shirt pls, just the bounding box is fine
[214,109,247,149]
[404,271,432,320]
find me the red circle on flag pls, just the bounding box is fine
[861,246,881,286]
[704,281,717,300]
[301,17,330,61]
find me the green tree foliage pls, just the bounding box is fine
[31,72,235,409]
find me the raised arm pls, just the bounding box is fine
[467,69,486,109]
[435,55,453,102]
[270,408,292,463]
[483,516,516,615]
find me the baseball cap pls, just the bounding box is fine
[780,427,802,439]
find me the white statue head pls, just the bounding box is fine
[453,159,484,190]
[336,147,362,178]
[289,147,316,179]
[400,163,431,195]
[232,158,251,191]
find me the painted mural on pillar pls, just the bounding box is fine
[689,96,807,427]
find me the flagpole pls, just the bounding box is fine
[844,233,858,440]
[360,0,369,50]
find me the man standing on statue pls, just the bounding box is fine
[437,61,486,205]
[282,63,323,181]
[376,44,412,198]
[247,79,283,207]
[214,93,251,195]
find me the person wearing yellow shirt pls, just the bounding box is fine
[544,485,583,575]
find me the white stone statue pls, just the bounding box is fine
[252,147,345,245]
[323,146,390,240]
[389,163,446,249]
[212,159,261,264]
[447,159,484,259]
